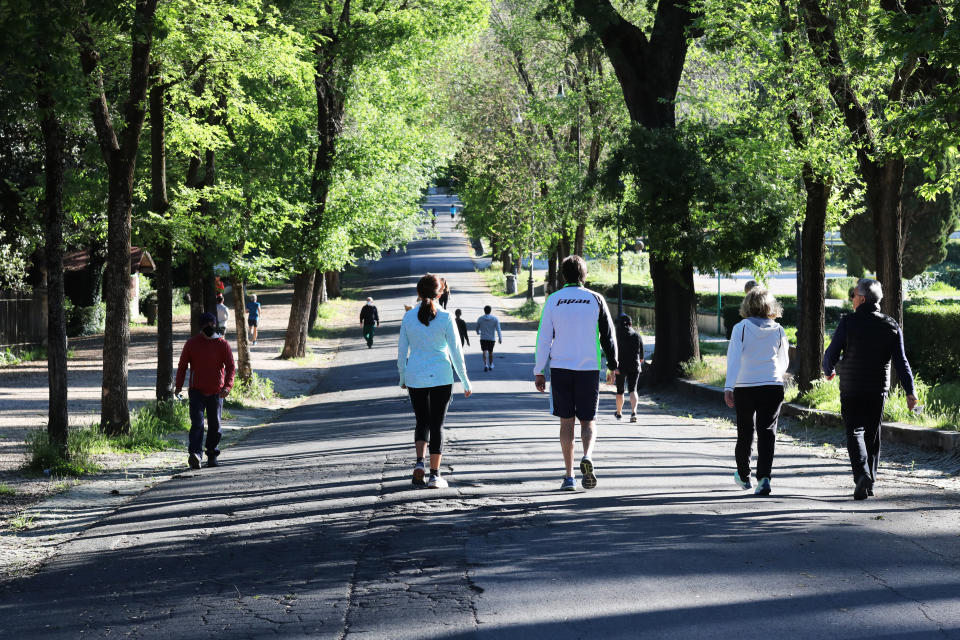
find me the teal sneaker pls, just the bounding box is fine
[733,471,752,490]
[755,477,771,496]
[560,476,577,491]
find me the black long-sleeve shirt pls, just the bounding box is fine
[360,304,379,326]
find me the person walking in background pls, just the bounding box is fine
[438,278,450,309]
[215,294,229,337]
[245,293,261,345]
[398,274,471,489]
[476,305,502,372]
[450,204,456,219]
[823,278,917,500]
[743,280,758,293]
[724,287,790,497]
[613,314,643,422]
[454,309,470,348]
[175,312,236,470]
[360,297,380,348]
[534,256,618,491]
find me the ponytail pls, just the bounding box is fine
[416,273,442,326]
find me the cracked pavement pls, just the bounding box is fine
[2,213,960,639]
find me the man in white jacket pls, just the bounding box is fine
[724,287,790,496]
[534,256,618,491]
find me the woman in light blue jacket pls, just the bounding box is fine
[398,274,472,489]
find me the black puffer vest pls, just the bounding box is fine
[836,302,902,395]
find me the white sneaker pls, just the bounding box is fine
[489,363,494,370]
[427,474,448,489]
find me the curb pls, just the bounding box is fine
[675,379,960,453]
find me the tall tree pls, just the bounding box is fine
[74,0,160,435]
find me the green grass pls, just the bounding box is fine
[226,372,277,408]
[680,355,727,388]
[510,299,543,322]
[0,483,15,495]
[24,400,190,476]
[797,375,960,431]
[586,254,651,288]
[8,514,35,531]
[699,341,728,356]
[0,346,74,367]
[478,262,528,297]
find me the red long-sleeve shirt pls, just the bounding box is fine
[175,334,236,395]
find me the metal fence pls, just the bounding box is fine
[0,289,45,350]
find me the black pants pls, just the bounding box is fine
[840,393,886,486]
[734,385,784,481]
[409,385,452,454]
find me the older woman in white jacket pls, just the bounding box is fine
[724,287,790,496]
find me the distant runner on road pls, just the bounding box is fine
[245,294,262,346]
[534,255,618,491]
[398,274,472,489]
[613,314,643,422]
[476,305,502,372]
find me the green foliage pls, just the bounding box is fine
[511,299,543,322]
[226,372,276,407]
[0,484,16,495]
[64,299,106,337]
[903,303,960,383]
[25,430,100,477]
[680,356,726,388]
[826,277,859,300]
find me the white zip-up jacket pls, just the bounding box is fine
[724,318,790,391]
[534,284,618,374]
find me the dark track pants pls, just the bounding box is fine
[734,385,784,481]
[840,393,886,486]
[408,384,452,454]
[362,323,376,346]
[188,389,222,458]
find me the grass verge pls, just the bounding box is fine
[226,372,277,408]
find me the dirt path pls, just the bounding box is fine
[0,282,360,526]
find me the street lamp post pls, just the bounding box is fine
[616,181,625,317]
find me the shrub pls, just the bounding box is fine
[25,429,101,477]
[226,372,276,407]
[826,277,858,300]
[903,303,960,383]
[680,356,727,387]
[511,299,542,321]
[943,239,960,265]
[64,298,106,337]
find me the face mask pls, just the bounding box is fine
[202,326,215,337]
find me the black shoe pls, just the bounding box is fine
[188,453,201,470]
[854,476,871,500]
[615,413,622,420]
[205,456,219,468]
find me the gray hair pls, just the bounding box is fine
[366,296,373,303]
[856,278,882,304]
[739,287,782,319]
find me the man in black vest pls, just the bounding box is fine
[822,278,917,500]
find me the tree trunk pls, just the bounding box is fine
[649,256,698,383]
[39,91,69,456]
[231,276,252,384]
[189,252,205,335]
[281,270,316,359]
[150,82,174,402]
[307,270,324,333]
[574,223,586,257]
[500,250,513,274]
[796,168,829,393]
[868,159,906,325]
[547,245,558,294]
[326,270,341,298]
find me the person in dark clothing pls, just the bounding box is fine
[613,315,643,422]
[175,311,236,469]
[823,278,917,500]
[438,279,450,309]
[360,297,380,348]
[454,309,470,347]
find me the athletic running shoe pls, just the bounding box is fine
[412,461,426,486]
[483,365,488,372]
[755,477,771,496]
[427,474,448,489]
[489,363,494,370]
[630,413,638,423]
[188,453,201,470]
[615,413,622,420]
[733,471,751,490]
[854,476,871,500]
[560,476,577,491]
[580,457,597,489]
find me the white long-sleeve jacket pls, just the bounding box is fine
[534,284,618,374]
[724,318,790,391]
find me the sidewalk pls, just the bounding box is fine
[1,217,959,638]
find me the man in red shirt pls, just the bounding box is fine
[175,312,236,469]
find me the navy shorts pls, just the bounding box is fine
[480,339,495,353]
[550,368,601,421]
[248,317,259,327]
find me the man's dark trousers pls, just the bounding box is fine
[188,388,223,458]
[840,393,886,485]
[363,323,376,347]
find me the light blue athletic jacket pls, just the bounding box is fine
[398,305,471,391]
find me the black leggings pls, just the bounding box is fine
[734,385,784,481]
[409,385,452,454]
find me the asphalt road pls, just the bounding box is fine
[2,214,959,639]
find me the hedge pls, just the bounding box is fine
[826,277,858,300]
[723,304,846,339]
[903,303,960,383]
[65,300,106,337]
